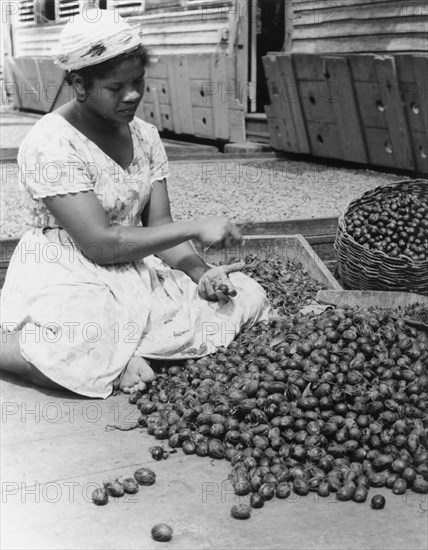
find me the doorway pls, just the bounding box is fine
[250,0,285,113]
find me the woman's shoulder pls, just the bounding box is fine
[19,113,77,153]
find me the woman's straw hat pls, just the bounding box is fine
[52,8,142,71]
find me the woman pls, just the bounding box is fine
[0,9,269,398]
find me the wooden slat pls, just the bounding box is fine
[395,55,428,173]
[239,217,338,236]
[186,54,212,80]
[151,86,163,130]
[34,60,50,112]
[210,55,229,140]
[3,58,22,110]
[394,55,425,132]
[293,53,326,80]
[262,54,298,152]
[305,121,342,159]
[412,56,428,140]
[189,79,214,108]
[308,241,337,262]
[410,131,428,175]
[352,81,388,129]
[348,54,378,82]
[191,106,214,137]
[228,107,246,143]
[323,56,368,163]
[264,105,282,150]
[373,55,415,171]
[233,2,249,106]
[160,104,174,131]
[291,35,428,55]
[145,57,169,79]
[295,0,423,22]
[363,127,397,168]
[281,54,311,153]
[11,58,41,112]
[298,80,335,123]
[167,58,181,134]
[173,55,194,135]
[145,78,171,105]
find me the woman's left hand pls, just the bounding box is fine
[198,261,246,303]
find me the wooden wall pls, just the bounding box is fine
[10,0,239,57]
[289,0,428,54]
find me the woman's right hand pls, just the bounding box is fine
[195,217,242,247]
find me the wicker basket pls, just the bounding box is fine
[334,180,428,294]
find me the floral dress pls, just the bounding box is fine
[0,113,269,398]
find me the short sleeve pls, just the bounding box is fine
[147,124,170,184]
[17,131,95,200]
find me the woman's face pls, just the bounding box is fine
[84,56,146,124]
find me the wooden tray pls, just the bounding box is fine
[195,234,342,291]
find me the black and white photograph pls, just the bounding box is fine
[0,1,427,549]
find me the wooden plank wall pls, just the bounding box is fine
[290,0,428,54]
[263,52,428,175]
[11,0,235,58]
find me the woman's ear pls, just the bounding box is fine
[69,71,88,102]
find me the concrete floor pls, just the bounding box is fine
[1,372,427,550]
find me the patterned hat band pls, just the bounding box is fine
[52,9,143,71]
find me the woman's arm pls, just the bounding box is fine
[141,179,210,282]
[42,187,241,266]
[43,191,198,265]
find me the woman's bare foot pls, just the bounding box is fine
[119,356,155,394]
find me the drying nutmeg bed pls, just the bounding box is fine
[91,252,428,531]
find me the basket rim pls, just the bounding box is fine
[337,179,428,266]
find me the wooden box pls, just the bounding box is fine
[194,233,342,291]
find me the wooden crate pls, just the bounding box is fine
[263,52,428,175]
[194,234,342,291]
[237,217,338,269]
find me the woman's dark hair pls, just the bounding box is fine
[65,44,150,91]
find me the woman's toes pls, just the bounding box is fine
[137,381,147,392]
[139,360,155,383]
[119,356,155,393]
